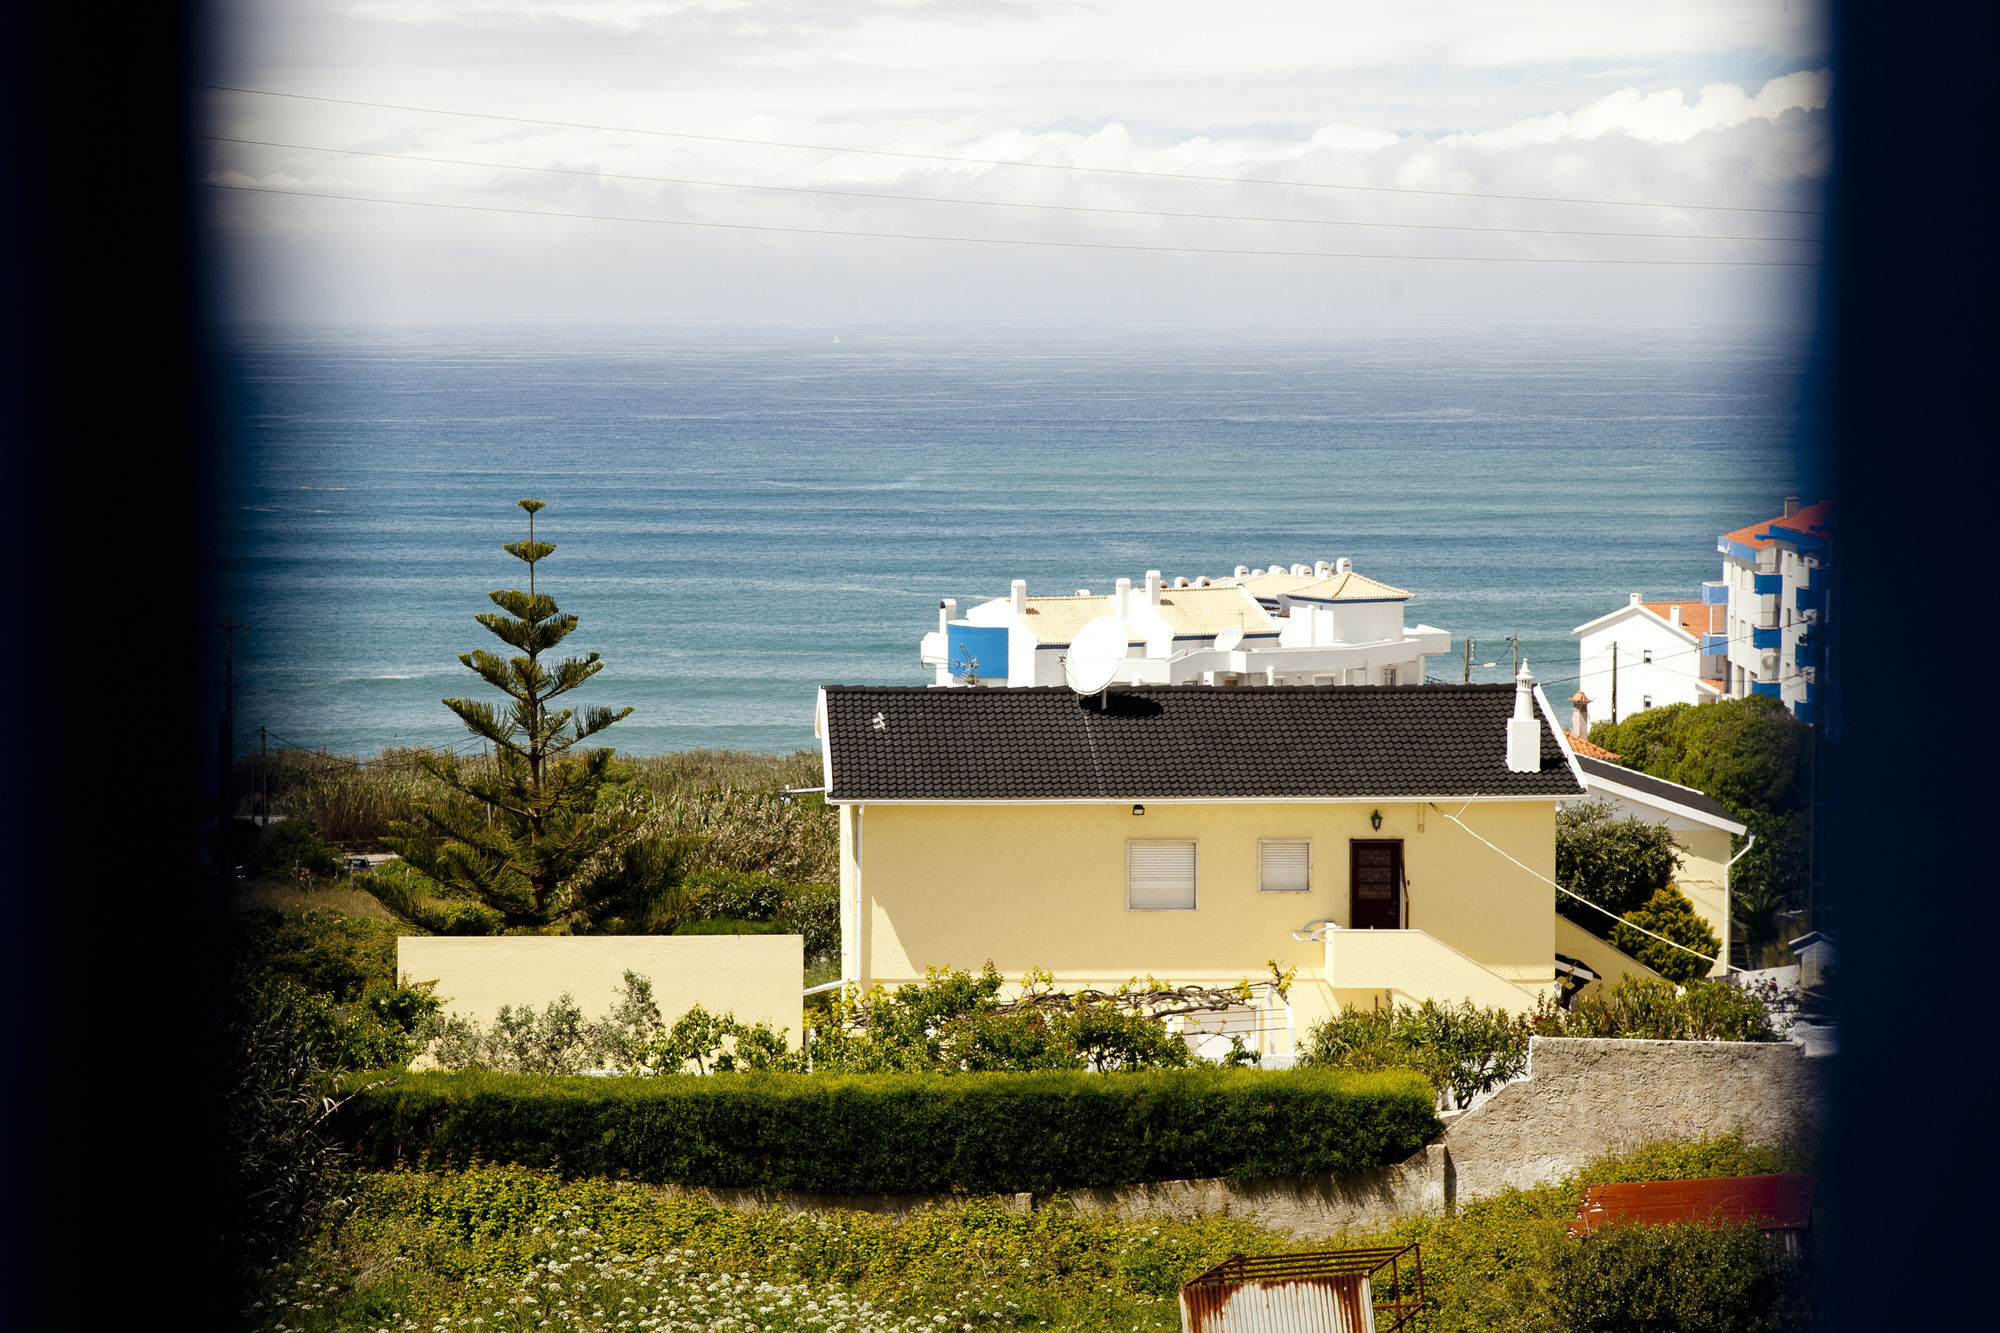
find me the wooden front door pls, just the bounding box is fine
[1349,840,1404,930]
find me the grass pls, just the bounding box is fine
[248,1134,1804,1333]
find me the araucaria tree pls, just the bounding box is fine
[376,499,641,932]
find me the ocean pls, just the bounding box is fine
[216,319,1822,760]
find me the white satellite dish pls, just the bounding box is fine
[1213,626,1244,653]
[1065,615,1129,694]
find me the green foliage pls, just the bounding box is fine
[230,908,408,1001]
[1613,887,1723,984]
[672,915,784,936]
[1297,999,1532,1109]
[1540,976,1779,1043]
[377,499,644,932]
[340,1066,1441,1195]
[804,965,1231,1075]
[237,815,346,878]
[1588,695,1815,926]
[628,755,837,885]
[1546,1224,1815,1332]
[1555,799,1684,932]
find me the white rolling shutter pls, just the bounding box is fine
[1128,840,1197,911]
[1259,839,1312,893]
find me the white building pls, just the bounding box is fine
[1715,498,1830,723]
[919,559,1451,689]
[1570,593,1727,725]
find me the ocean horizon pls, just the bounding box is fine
[216,317,1822,761]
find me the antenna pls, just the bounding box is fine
[1065,615,1129,695]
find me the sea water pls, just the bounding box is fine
[216,319,1821,759]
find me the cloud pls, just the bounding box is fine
[1439,69,1832,148]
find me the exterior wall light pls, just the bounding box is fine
[1370,809,1383,830]
[1132,804,1145,816]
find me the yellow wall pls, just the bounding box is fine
[840,799,1559,1020]
[399,936,804,1048]
[1671,827,1734,977]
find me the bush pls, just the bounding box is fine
[674,916,784,936]
[1556,800,1683,932]
[339,1065,1441,1195]
[1544,976,1779,1043]
[237,815,346,879]
[1546,1223,1815,1332]
[1612,887,1723,985]
[1297,999,1531,1109]
[230,908,407,1001]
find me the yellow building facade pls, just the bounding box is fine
[821,675,1595,1058]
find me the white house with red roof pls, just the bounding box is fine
[1570,592,1728,725]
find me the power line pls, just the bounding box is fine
[202,85,1826,218]
[202,135,1822,246]
[202,182,1826,268]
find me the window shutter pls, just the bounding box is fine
[1259,840,1311,893]
[1128,840,1196,911]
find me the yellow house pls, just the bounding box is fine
[816,666,1590,1059]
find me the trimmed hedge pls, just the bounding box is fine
[341,1066,1439,1195]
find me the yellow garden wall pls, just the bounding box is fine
[398,935,804,1044]
[839,798,1559,1028]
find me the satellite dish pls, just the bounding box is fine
[1065,615,1129,694]
[1213,626,1244,652]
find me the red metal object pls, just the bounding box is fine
[1179,1245,1424,1332]
[1567,1174,1815,1244]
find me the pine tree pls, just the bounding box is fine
[375,499,642,931]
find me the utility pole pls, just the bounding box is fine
[1609,640,1618,721]
[1462,637,1475,685]
[217,618,250,880]
[258,724,268,821]
[1509,634,1521,677]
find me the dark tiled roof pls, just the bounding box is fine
[821,684,1584,801]
[1575,755,1743,827]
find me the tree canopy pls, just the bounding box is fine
[372,499,645,933]
[1556,798,1684,930]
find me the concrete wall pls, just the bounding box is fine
[840,797,1561,1048]
[398,935,804,1043]
[1442,1036,1827,1202]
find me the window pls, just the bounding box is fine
[1127,840,1197,911]
[1641,649,1652,664]
[1381,666,1399,686]
[1258,840,1312,893]
[1642,694,1653,709]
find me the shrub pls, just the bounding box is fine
[339,1065,1441,1195]
[1298,999,1531,1109]
[673,915,784,936]
[1546,1223,1815,1332]
[230,907,408,1001]
[1543,976,1779,1043]
[237,815,346,879]
[1556,799,1683,932]
[1612,887,1723,985]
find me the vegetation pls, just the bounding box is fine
[243,1133,1810,1333]
[1613,887,1724,985]
[375,498,646,932]
[340,1064,1440,1195]
[1555,799,1683,925]
[1587,695,1815,962]
[1298,977,1780,1109]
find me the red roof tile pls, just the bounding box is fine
[1640,601,1722,635]
[1720,500,1832,551]
[1564,730,1621,761]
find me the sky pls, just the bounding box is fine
[205,1,1834,322]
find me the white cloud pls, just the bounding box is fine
[1441,69,1831,148]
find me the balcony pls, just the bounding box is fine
[1700,582,1728,605]
[1752,626,1782,650]
[1753,573,1783,595]
[1795,640,1814,667]
[1795,585,1824,613]
[1320,927,1539,1014]
[1700,632,1729,655]
[1751,681,1782,699]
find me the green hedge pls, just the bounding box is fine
[341,1067,1439,1195]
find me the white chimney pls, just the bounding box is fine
[1570,691,1590,737]
[1234,565,1250,578]
[1011,579,1027,615]
[1114,577,1132,620]
[1290,563,1309,576]
[1315,560,1332,578]
[1174,575,1190,588]
[1669,605,1683,627]
[1629,592,1643,607]
[1251,568,1266,577]
[1145,569,1163,605]
[1783,496,1800,517]
[938,598,957,634]
[1336,557,1353,575]
[1506,660,1542,773]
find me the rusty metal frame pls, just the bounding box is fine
[1181,1244,1425,1331]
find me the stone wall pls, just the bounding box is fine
[1441,1037,1828,1203]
